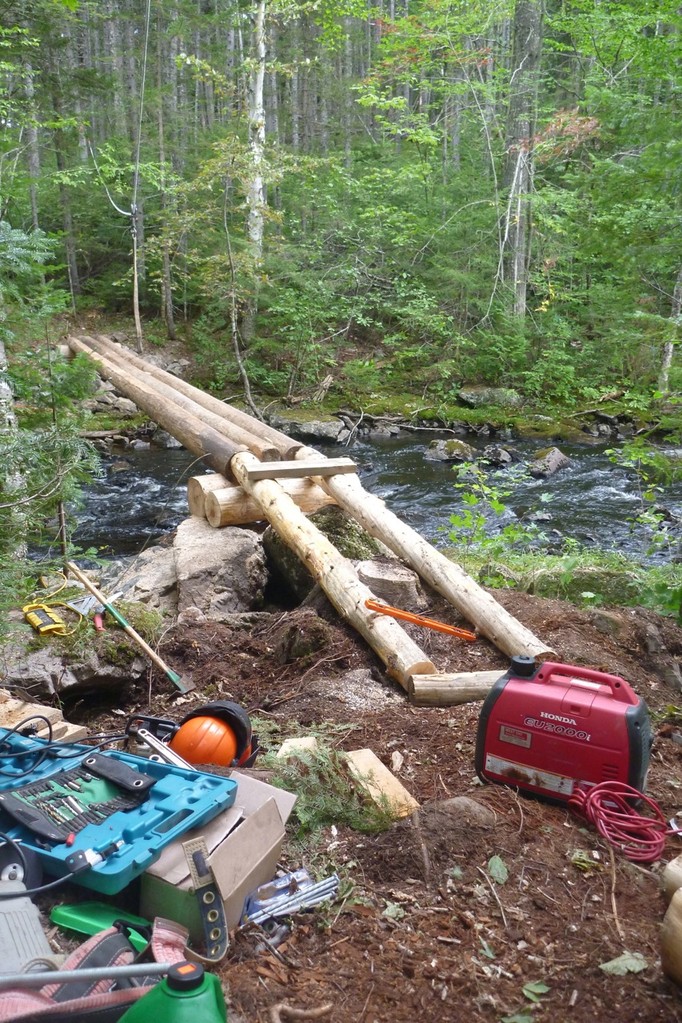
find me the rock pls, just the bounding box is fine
[457,386,523,409]
[176,605,208,626]
[173,518,268,619]
[264,507,390,602]
[528,446,572,478]
[436,796,497,828]
[267,413,345,442]
[118,546,178,617]
[656,659,682,690]
[367,425,401,439]
[644,623,666,655]
[84,390,139,416]
[587,609,626,638]
[144,353,191,377]
[310,668,404,711]
[514,418,596,444]
[481,444,514,467]
[426,438,476,462]
[528,565,642,604]
[151,428,184,449]
[1,639,147,698]
[356,558,428,612]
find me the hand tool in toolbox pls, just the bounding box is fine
[0,729,238,895]
[66,561,194,692]
[0,753,155,844]
[475,656,652,802]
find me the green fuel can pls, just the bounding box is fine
[119,961,227,1023]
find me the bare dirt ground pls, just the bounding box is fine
[68,589,682,1023]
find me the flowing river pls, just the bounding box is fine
[70,433,682,564]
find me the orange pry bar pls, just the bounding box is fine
[364,598,477,642]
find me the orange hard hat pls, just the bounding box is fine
[169,714,238,767]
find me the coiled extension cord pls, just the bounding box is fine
[568,781,674,864]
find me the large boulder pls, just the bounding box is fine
[426,438,476,462]
[529,446,572,478]
[172,518,268,619]
[0,637,147,698]
[457,386,523,409]
[112,546,178,617]
[106,520,269,622]
[267,412,346,442]
[263,506,391,602]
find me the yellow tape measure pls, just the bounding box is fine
[22,602,69,636]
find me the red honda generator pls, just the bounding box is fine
[475,657,652,802]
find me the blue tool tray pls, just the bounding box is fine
[0,730,237,895]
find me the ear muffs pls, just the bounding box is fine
[171,701,253,767]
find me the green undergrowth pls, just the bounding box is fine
[450,546,682,622]
[255,721,397,839]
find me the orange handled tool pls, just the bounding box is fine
[364,598,477,642]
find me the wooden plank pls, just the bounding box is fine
[0,691,63,731]
[243,457,357,481]
[0,689,88,743]
[43,721,89,743]
[345,748,419,818]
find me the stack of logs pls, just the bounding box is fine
[187,470,337,528]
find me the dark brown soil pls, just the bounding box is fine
[69,590,682,1023]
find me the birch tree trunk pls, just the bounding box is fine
[503,0,543,319]
[157,12,176,340]
[50,62,81,305]
[659,265,682,394]
[24,64,41,231]
[0,338,27,558]
[241,0,266,345]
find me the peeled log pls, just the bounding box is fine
[205,478,336,527]
[409,670,503,706]
[295,445,554,662]
[75,335,279,461]
[90,333,301,458]
[229,451,435,687]
[67,336,246,477]
[187,474,231,518]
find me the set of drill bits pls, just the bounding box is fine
[0,765,145,844]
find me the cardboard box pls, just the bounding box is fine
[139,771,296,938]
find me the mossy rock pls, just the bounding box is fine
[427,438,476,462]
[512,417,599,444]
[264,507,389,602]
[458,386,523,410]
[526,565,643,605]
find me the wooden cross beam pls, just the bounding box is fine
[242,457,357,481]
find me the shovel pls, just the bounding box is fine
[66,561,195,694]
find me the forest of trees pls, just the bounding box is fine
[1,0,680,407]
